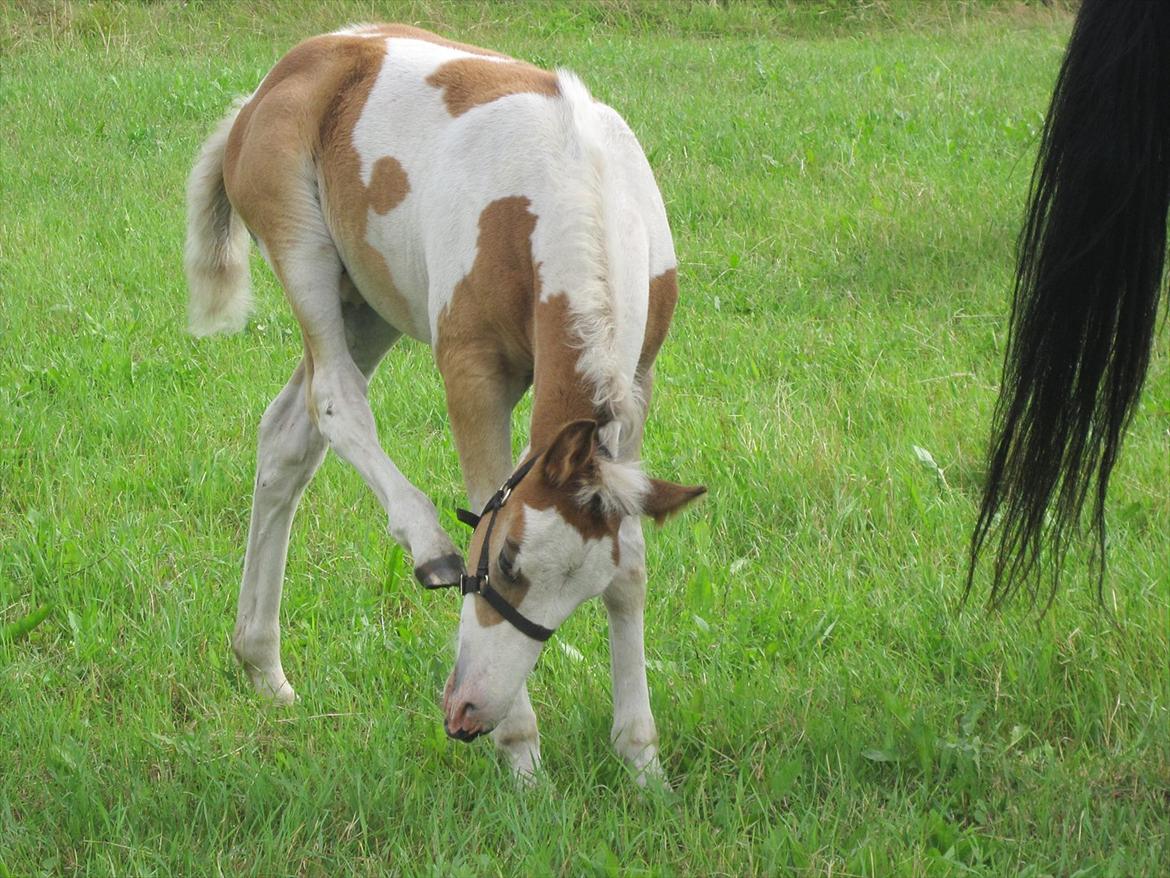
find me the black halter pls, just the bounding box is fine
[423,454,555,643]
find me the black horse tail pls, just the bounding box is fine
[969,0,1170,608]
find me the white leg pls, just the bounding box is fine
[603,517,665,786]
[489,683,542,782]
[308,348,459,570]
[233,299,402,701]
[233,363,324,703]
[281,248,461,582]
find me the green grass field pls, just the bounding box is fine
[2,2,1167,875]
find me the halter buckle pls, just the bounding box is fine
[459,572,483,595]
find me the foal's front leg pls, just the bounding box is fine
[490,684,541,781]
[603,517,666,785]
[440,356,541,779]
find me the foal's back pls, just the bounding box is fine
[221,24,672,353]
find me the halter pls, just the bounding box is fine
[422,453,555,643]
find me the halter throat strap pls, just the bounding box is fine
[427,454,555,643]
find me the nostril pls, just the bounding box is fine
[458,701,477,721]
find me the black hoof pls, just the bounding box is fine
[414,553,465,589]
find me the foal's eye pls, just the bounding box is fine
[498,540,518,580]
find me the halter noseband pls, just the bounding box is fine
[424,453,555,643]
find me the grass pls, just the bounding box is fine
[1,1,1167,875]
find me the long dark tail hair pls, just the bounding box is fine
[969,0,1170,608]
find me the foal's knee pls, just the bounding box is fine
[603,550,648,616]
[603,518,648,613]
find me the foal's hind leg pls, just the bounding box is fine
[233,299,401,702]
[233,361,324,703]
[279,244,462,583]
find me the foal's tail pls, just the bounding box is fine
[184,98,252,337]
[969,0,1170,608]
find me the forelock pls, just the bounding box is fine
[575,458,648,518]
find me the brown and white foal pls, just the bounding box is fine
[186,24,703,782]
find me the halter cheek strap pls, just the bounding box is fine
[424,454,555,643]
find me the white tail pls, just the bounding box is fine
[184,98,252,336]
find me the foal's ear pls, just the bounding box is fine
[542,419,599,488]
[642,480,706,526]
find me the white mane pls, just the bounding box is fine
[547,71,646,447]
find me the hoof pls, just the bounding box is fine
[414,553,465,589]
[265,681,298,706]
[241,665,297,705]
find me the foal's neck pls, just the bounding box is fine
[527,291,605,451]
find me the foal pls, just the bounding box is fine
[186,24,703,781]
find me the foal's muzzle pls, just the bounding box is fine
[445,724,487,744]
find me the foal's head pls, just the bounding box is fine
[443,419,704,740]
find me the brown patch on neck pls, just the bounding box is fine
[434,198,604,450]
[436,196,540,379]
[639,267,678,378]
[530,293,605,450]
[435,197,540,506]
[427,57,559,118]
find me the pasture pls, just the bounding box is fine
[1,1,1167,874]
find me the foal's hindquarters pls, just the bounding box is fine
[186,25,702,782]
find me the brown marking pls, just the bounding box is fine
[529,293,604,449]
[435,197,603,452]
[437,196,541,499]
[315,40,417,335]
[436,196,539,376]
[639,267,678,378]
[368,156,410,215]
[643,480,706,526]
[426,57,559,118]
[526,463,614,545]
[221,33,418,337]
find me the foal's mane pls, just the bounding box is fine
[546,71,645,447]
